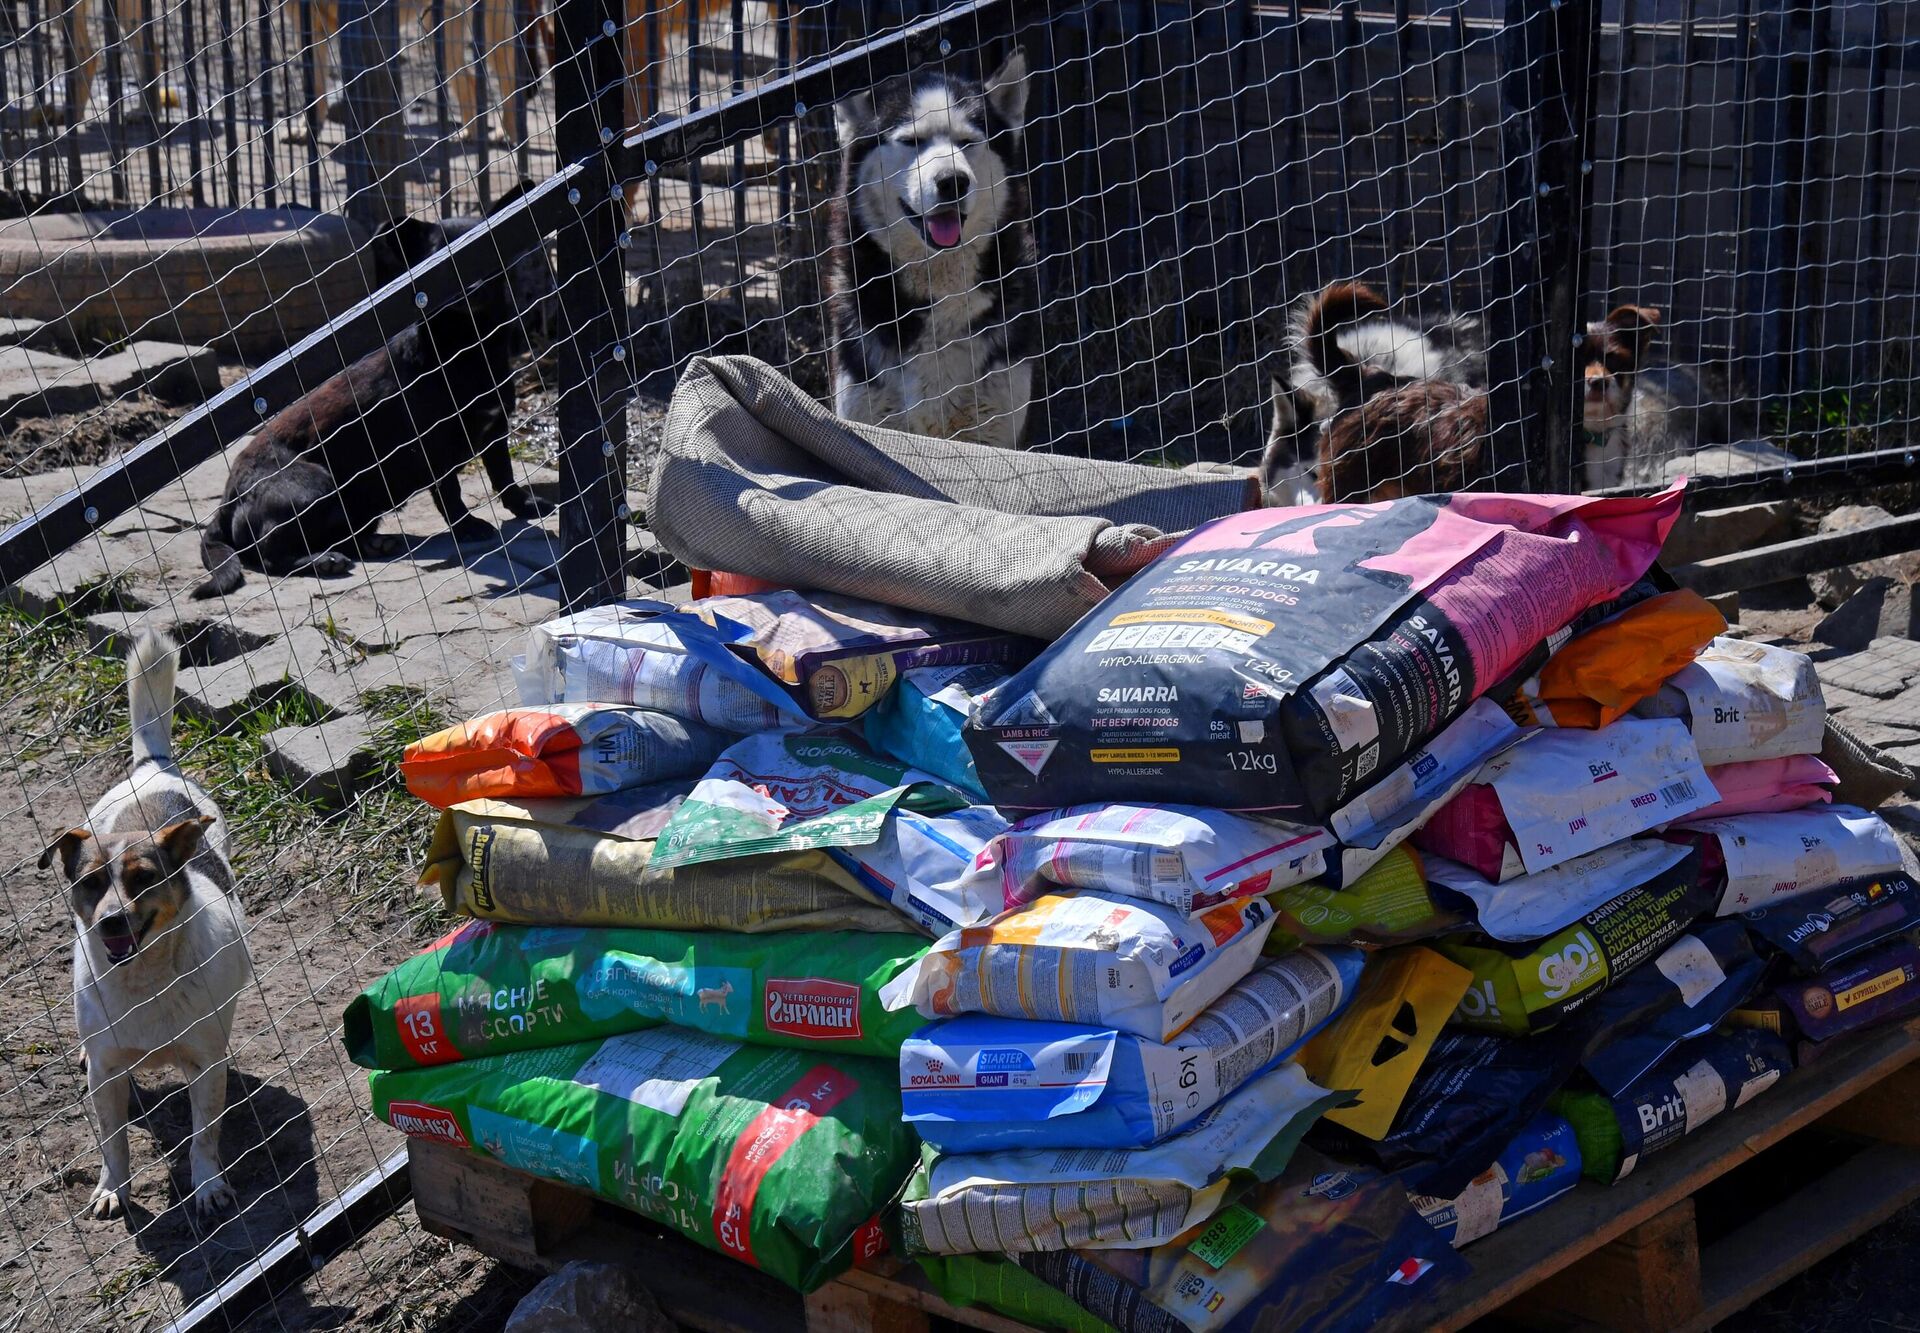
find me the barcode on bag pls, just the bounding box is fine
[1061,1051,1093,1074]
[1660,779,1697,806]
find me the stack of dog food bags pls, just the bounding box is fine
[346,589,1042,1293]
[348,487,1920,1324]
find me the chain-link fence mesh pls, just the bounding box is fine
[0,0,1913,1328]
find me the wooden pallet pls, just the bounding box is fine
[407,1017,1920,1333]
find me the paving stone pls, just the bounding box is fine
[1816,639,1920,700]
[1819,682,1882,717]
[0,317,63,350]
[0,346,99,421]
[1808,505,1920,608]
[263,713,377,809]
[1656,440,1797,483]
[1663,501,1792,568]
[1840,688,1920,736]
[5,543,141,618]
[174,626,352,727]
[85,341,220,406]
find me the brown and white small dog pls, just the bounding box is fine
[40,631,250,1221]
[1261,281,1659,502]
[1577,303,1661,490]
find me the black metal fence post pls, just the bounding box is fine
[339,0,406,229]
[1488,0,1599,495]
[552,0,631,611]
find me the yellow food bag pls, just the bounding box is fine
[1296,946,1472,1139]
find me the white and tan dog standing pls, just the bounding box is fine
[40,631,251,1221]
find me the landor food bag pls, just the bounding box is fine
[974,805,1331,915]
[421,787,911,934]
[1632,635,1825,765]
[370,1032,915,1291]
[1742,870,1920,972]
[682,590,1033,721]
[344,920,927,1070]
[401,704,729,807]
[1412,719,1716,880]
[898,1062,1343,1255]
[1510,589,1725,729]
[516,601,810,731]
[901,948,1362,1151]
[879,892,1277,1041]
[1679,804,1904,916]
[967,488,1683,816]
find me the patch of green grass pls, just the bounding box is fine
[92,1255,160,1306]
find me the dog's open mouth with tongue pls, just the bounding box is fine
[911,206,966,249]
[98,916,145,966]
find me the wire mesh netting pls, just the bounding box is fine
[0,0,1915,1328]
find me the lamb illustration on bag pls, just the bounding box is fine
[698,980,734,1015]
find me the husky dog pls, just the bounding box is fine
[41,632,251,1221]
[828,52,1039,449]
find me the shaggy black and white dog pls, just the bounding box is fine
[828,52,1039,449]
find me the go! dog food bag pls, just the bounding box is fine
[863,664,1009,799]
[421,787,911,935]
[683,590,1035,721]
[1680,803,1904,916]
[1412,718,1716,881]
[516,600,809,732]
[898,1062,1345,1255]
[370,1031,916,1291]
[879,892,1277,1041]
[967,487,1682,817]
[900,947,1362,1152]
[1435,843,1713,1034]
[401,704,730,808]
[975,804,1331,916]
[345,920,927,1070]
[1632,635,1826,766]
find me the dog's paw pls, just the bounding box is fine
[503,486,556,520]
[191,1175,236,1218]
[306,550,354,578]
[450,516,498,546]
[89,1182,128,1220]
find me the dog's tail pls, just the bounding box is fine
[1298,281,1391,382]
[192,509,244,600]
[127,630,179,769]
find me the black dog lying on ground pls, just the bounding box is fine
[193,185,553,599]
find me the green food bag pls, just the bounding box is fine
[345,921,929,1070]
[370,1030,915,1292]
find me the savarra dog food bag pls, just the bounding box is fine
[1679,804,1904,915]
[1552,1027,1792,1183]
[900,948,1362,1151]
[898,1062,1344,1255]
[401,704,730,808]
[345,920,927,1070]
[967,488,1682,816]
[1412,719,1716,881]
[421,787,910,934]
[516,600,810,732]
[879,892,1277,1041]
[370,1032,915,1291]
[863,664,1009,799]
[975,804,1331,916]
[684,590,1034,721]
[1632,635,1826,765]
[1434,842,1713,1034]
[1410,1113,1582,1248]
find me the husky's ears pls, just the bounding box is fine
[985,49,1029,132]
[1605,305,1661,366]
[154,815,215,867]
[834,91,877,147]
[39,828,93,880]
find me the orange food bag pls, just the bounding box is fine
[1514,589,1726,729]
